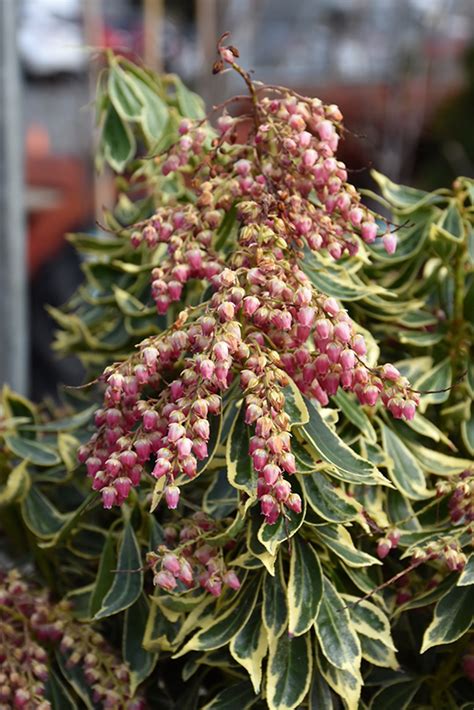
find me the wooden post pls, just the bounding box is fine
[143,0,164,72]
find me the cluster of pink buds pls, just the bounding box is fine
[147,513,240,597]
[131,204,224,315]
[437,469,474,524]
[81,43,420,524]
[0,570,144,710]
[376,529,401,559]
[411,538,467,573]
[0,575,50,709]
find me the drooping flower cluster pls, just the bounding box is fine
[437,469,474,524]
[79,39,419,527]
[0,570,144,710]
[147,512,240,597]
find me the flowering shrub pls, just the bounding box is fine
[0,40,473,709]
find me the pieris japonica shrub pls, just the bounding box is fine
[0,38,473,709]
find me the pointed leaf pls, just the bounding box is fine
[301,400,386,486]
[229,602,268,693]
[262,560,288,638]
[4,435,60,466]
[420,584,474,653]
[266,632,312,710]
[458,554,474,586]
[300,472,361,523]
[287,537,323,636]
[381,425,432,500]
[94,521,143,619]
[315,577,361,671]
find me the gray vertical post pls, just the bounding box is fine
[0,0,28,394]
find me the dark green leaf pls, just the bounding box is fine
[94,521,143,619]
[5,435,60,466]
[266,632,312,710]
[287,537,323,636]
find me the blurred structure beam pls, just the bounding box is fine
[0,0,28,394]
[144,0,164,72]
[196,0,218,106]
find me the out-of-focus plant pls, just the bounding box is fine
[0,37,473,710]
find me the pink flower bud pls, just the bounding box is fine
[299,130,312,148]
[213,341,230,360]
[217,301,236,322]
[192,399,209,418]
[114,477,132,499]
[143,346,158,368]
[303,148,318,167]
[187,248,203,270]
[377,538,392,559]
[235,159,251,176]
[388,529,401,548]
[383,232,397,255]
[315,318,332,339]
[205,575,223,596]
[363,385,380,407]
[255,416,273,439]
[382,363,401,381]
[297,306,315,327]
[168,281,183,301]
[181,455,197,478]
[340,349,356,370]
[134,438,151,461]
[177,437,193,458]
[334,321,351,343]
[352,334,366,356]
[223,570,241,590]
[143,410,159,432]
[245,403,263,425]
[349,207,363,226]
[263,464,280,486]
[162,553,181,575]
[402,401,416,421]
[199,359,215,380]
[243,296,260,316]
[252,448,268,471]
[155,570,177,591]
[286,493,302,514]
[318,120,335,141]
[323,297,340,316]
[192,438,208,460]
[153,458,171,479]
[274,479,292,501]
[260,494,279,524]
[105,408,121,427]
[361,221,377,243]
[165,485,180,509]
[207,394,221,414]
[326,342,342,363]
[168,422,186,443]
[86,457,102,477]
[178,559,194,587]
[102,486,117,510]
[281,452,297,474]
[193,418,210,440]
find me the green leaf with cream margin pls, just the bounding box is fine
[226,403,256,499]
[301,400,389,486]
[266,632,312,710]
[315,577,361,671]
[380,424,433,500]
[229,602,268,693]
[342,595,398,670]
[287,537,323,636]
[420,583,474,653]
[457,554,474,586]
[173,575,261,657]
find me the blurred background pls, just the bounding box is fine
[0,0,473,401]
